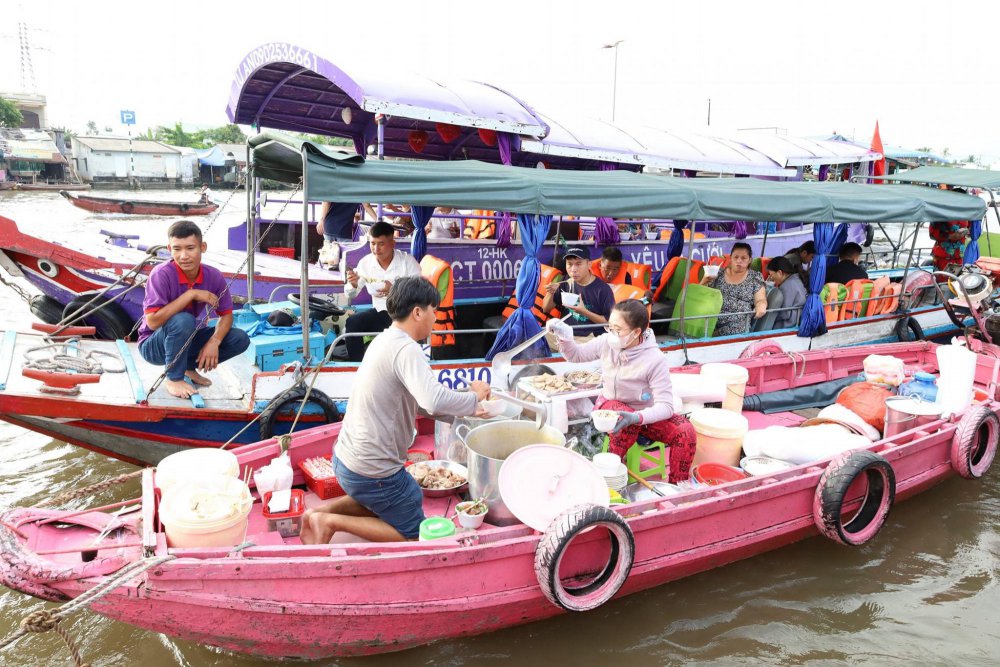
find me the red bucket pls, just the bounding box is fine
[691,462,749,486]
[267,246,295,258]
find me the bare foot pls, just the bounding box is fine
[165,379,197,399]
[185,370,212,386]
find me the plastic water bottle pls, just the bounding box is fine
[899,372,938,403]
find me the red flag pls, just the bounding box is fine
[870,121,886,184]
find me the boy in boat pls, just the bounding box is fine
[343,221,422,361]
[542,246,614,345]
[825,242,869,285]
[137,220,250,399]
[301,276,490,543]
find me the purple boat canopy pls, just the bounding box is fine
[226,43,880,175]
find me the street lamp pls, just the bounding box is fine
[602,40,623,122]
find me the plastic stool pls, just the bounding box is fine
[601,436,669,481]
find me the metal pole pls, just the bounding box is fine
[760,221,770,257]
[677,225,698,346]
[128,126,135,189]
[245,142,254,302]
[707,98,711,127]
[898,222,922,313]
[376,114,385,160]
[299,145,311,361]
[552,215,562,266]
[611,47,619,122]
[988,190,997,257]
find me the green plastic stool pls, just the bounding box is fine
[601,436,669,481]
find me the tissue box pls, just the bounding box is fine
[262,489,305,537]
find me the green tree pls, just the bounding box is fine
[203,124,246,145]
[85,120,98,135]
[303,133,353,148]
[0,97,23,128]
[915,146,932,153]
[155,122,205,148]
[942,147,951,158]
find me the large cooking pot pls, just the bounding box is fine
[884,396,943,441]
[455,420,566,526]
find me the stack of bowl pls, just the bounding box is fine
[592,453,628,492]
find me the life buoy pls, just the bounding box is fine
[813,449,895,546]
[950,405,999,479]
[259,387,340,440]
[62,295,136,341]
[739,338,784,359]
[120,202,134,214]
[894,316,924,342]
[534,504,634,612]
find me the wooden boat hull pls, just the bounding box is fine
[3,183,91,191]
[0,342,996,658]
[61,190,218,216]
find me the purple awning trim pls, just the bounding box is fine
[594,162,621,246]
[818,164,830,182]
[732,221,748,239]
[494,133,514,248]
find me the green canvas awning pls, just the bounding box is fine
[876,166,1000,190]
[250,133,987,223]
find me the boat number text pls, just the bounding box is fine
[437,367,491,389]
[452,248,523,282]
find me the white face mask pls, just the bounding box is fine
[608,330,637,351]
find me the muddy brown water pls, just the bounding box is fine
[1,192,998,665]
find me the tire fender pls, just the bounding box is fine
[179,203,190,213]
[813,449,895,546]
[120,202,134,214]
[950,404,999,479]
[62,295,136,341]
[738,338,784,359]
[29,295,65,325]
[259,387,340,440]
[895,316,924,342]
[534,503,634,612]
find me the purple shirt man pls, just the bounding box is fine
[137,220,249,398]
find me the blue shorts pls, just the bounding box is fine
[333,456,425,539]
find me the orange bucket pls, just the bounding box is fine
[691,463,749,486]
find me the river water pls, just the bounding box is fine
[0,191,997,666]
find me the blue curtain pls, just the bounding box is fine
[830,222,849,255]
[667,220,689,260]
[965,219,982,264]
[408,205,434,261]
[486,214,552,361]
[798,222,836,338]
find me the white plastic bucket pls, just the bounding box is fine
[689,408,749,466]
[699,363,750,413]
[159,477,252,548]
[156,448,239,493]
[936,344,976,416]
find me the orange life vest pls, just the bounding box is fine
[502,264,563,324]
[590,258,629,285]
[841,279,875,320]
[611,283,651,317]
[463,210,496,239]
[821,282,846,323]
[420,255,455,346]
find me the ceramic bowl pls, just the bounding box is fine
[455,501,487,529]
[592,410,619,433]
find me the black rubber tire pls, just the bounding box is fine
[62,295,136,341]
[259,387,341,440]
[894,316,924,342]
[863,224,875,247]
[120,202,134,214]
[179,203,189,213]
[950,405,999,480]
[534,503,634,612]
[813,449,895,546]
[287,292,345,319]
[29,295,64,325]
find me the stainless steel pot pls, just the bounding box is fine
[455,419,566,526]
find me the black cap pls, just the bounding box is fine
[563,246,589,260]
[267,308,296,327]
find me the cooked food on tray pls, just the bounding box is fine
[528,373,575,393]
[408,463,467,490]
[565,369,602,386]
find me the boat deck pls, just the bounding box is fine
[0,332,254,411]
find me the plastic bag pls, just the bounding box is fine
[836,382,891,433]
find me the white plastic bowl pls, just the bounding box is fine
[592,410,619,433]
[562,291,581,307]
[455,502,487,529]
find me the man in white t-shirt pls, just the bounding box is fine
[344,221,421,361]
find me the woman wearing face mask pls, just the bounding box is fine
[546,299,696,483]
[700,242,766,337]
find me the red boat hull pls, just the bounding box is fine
[61,191,217,216]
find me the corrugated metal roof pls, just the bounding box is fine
[73,137,180,154]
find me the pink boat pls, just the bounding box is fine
[1,340,998,659]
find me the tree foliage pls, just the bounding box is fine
[153,122,247,148]
[0,98,23,128]
[85,120,98,135]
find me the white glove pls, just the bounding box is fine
[546,318,573,340]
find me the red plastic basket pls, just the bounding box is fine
[299,455,345,499]
[267,246,295,258]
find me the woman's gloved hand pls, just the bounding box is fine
[612,411,641,433]
[545,317,573,340]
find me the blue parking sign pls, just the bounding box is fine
[120,110,136,126]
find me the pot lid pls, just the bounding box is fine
[498,445,609,532]
[886,396,944,416]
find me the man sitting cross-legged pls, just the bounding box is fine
[137,220,250,398]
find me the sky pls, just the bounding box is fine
[2,0,996,164]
